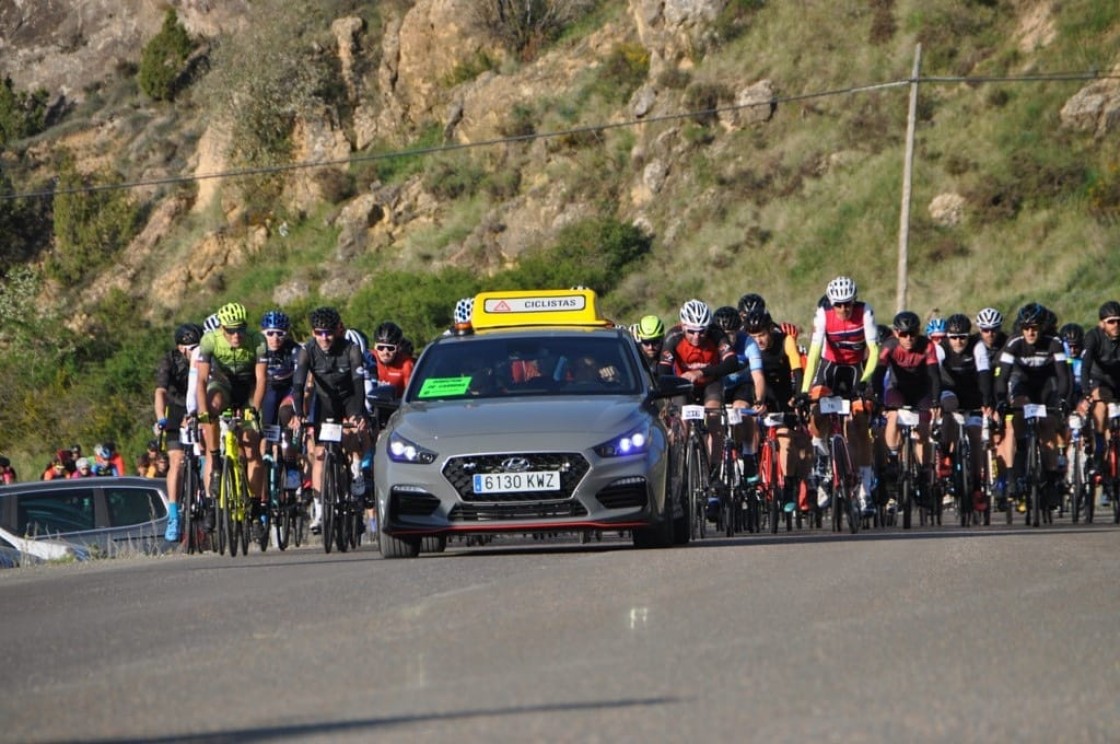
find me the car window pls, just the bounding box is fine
[410,335,640,401]
[16,488,96,536]
[104,486,167,527]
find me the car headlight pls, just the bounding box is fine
[593,423,651,457]
[387,432,438,464]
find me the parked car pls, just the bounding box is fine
[0,477,170,556]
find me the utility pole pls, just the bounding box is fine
[897,44,922,314]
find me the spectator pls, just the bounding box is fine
[69,443,83,462]
[93,443,125,477]
[135,452,156,478]
[41,455,68,480]
[1,455,19,484]
[71,458,94,478]
[153,452,171,478]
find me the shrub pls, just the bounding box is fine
[0,75,49,145]
[583,42,650,105]
[503,217,652,294]
[472,0,598,60]
[138,9,195,101]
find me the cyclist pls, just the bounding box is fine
[737,291,801,341]
[370,321,414,400]
[195,302,267,517]
[995,302,1072,510]
[975,307,1007,366]
[1060,323,1085,399]
[800,276,879,508]
[633,314,666,379]
[154,322,202,542]
[936,313,994,511]
[744,308,807,511]
[258,310,300,431]
[715,305,767,482]
[289,307,371,530]
[1079,301,1120,503]
[926,316,947,346]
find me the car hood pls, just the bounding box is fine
[396,396,649,442]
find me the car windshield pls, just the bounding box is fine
[408,334,642,402]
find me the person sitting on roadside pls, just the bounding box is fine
[93,443,126,477]
[70,458,94,478]
[41,454,69,480]
[0,455,17,484]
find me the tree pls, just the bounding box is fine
[0,76,48,145]
[138,9,195,101]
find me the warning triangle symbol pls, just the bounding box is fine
[494,300,512,312]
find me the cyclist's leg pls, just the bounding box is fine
[202,379,231,496]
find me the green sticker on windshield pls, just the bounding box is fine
[418,376,473,398]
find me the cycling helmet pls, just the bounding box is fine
[925,317,946,337]
[453,297,474,327]
[737,293,766,315]
[825,276,857,304]
[713,305,741,332]
[260,310,291,331]
[742,309,772,334]
[375,321,404,346]
[309,306,342,330]
[892,311,921,335]
[876,323,893,345]
[1098,300,1120,320]
[975,307,1003,330]
[203,313,221,333]
[94,443,111,460]
[635,315,665,341]
[946,313,971,335]
[1015,302,1046,328]
[679,299,712,329]
[1059,323,1084,347]
[174,323,203,346]
[345,328,369,354]
[216,302,247,327]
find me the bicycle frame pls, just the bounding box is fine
[217,410,252,556]
[681,405,711,540]
[1066,412,1093,524]
[894,406,931,530]
[819,395,860,534]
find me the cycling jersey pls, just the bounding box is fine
[722,331,764,401]
[373,353,415,399]
[258,338,301,391]
[1080,326,1120,397]
[995,334,1071,406]
[155,348,191,410]
[937,335,993,410]
[657,325,739,388]
[802,301,879,393]
[752,328,803,411]
[198,328,263,381]
[874,335,941,409]
[291,337,367,421]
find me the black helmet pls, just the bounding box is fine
[742,309,772,334]
[892,311,921,335]
[946,313,971,335]
[1099,301,1120,320]
[1016,302,1046,328]
[737,293,766,315]
[174,323,203,346]
[1059,323,1084,347]
[876,324,893,344]
[309,306,342,331]
[375,321,404,346]
[713,305,741,332]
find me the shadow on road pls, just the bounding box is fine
[52,696,683,744]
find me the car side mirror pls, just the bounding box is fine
[651,375,693,400]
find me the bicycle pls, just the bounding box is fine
[318,419,364,553]
[938,410,985,528]
[750,408,802,534]
[1101,402,1120,525]
[713,405,747,537]
[215,409,255,556]
[893,406,935,530]
[816,395,860,534]
[681,404,712,540]
[1011,403,1057,528]
[1066,411,1094,524]
[261,423,307,550]
[177,419,209,554]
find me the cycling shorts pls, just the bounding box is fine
[811,360,862,398]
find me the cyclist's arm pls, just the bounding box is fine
[1080,331,1098,400]
[783,334,804,393]
[195,357,212,415]
[859,304,879,383]
[801,307,826,392]
[974,339,994,408]
[1052,339,1072,407]
[290,344,312,416]
[251,359,267,414]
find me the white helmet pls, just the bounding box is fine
[344,328,368,355]
[826,276,857,304]
[975,307,1003,330]
[203,313,221,333]
[679,299,712,329]
[453,297,474,326]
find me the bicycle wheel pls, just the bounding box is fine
[237,466,252,556]
[833,439,858,534]
[276,493,292,550]
[1071,445,1083,524]
[900,441,913,530]
[219,462,235,555]
[321,455,337,553]
[686,437,704,540]
[180,458,198,554]
[957,441,972,528]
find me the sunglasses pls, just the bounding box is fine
[639,339,661,346]
[980,328,999,333]
[896,331,913,338]
[223,325,247,335]
[1021,325,1039,332]
[375,343,397,352]
[313,329,335,338]
[947,334,968,340]
[1104,318,1120,325]
[833,301,853,309]
[183,343,199,352]
[683,328,705,336]
[264,330,287,338]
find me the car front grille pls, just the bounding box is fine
[595,478,649,510]
[448,501,589,522]
[442,452,590,502]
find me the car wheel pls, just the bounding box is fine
[420,535,447,553]
[378,528,420,558]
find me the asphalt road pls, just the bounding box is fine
[2,517,1118,744]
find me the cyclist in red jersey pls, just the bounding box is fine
[800,276,880,506]
[371,322,415,399]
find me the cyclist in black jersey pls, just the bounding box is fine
[154,322,202,542]
[1079,301,1120,474]
[937,313,994,510]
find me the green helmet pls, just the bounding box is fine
[216,302,248,327]
[635,314,665,341]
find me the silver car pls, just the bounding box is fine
[373,290,691,558]
[0,477,170,557]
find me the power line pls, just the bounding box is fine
[1,69,1114,202]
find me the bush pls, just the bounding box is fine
[473,0,597,60]
[503,217,652,294]
[138,9,195,101]
[48,153,140,286]
[0,75,49,145]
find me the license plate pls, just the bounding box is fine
[473,471,561,494]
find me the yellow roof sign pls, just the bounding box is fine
[471,289,611,330]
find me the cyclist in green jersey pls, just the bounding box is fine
[195,302,268,509]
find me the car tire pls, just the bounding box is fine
[420,535,447,553]
[378,529,420,558]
